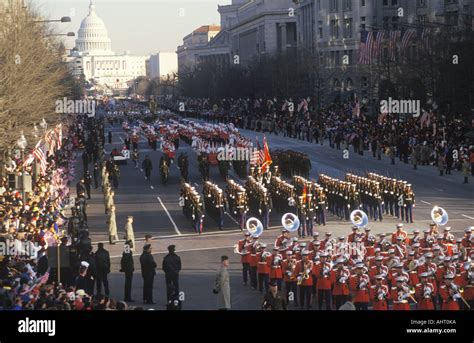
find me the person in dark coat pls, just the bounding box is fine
[76,179,86,198]
[262,281,287,310]
[162,245,181,301]
[82,151,90,172]
[81,247,97,295]
[142,155,153,181]
[120,241,135,302]
[140,244,157,304]
[93,162,100,189]
[84,171,92,199]
[95,243,111,296]
[108,131,112,144]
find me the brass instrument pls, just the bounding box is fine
[449,283,471,309]
[297,260,313,286]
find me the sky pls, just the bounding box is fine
[37,0,232,55]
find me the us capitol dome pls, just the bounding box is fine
[75,0,114,56]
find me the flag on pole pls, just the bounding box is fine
[302,183,307,204]
[45,130,56,157]
[33,140,48,176]
[261,136,272,173]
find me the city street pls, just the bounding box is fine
[80,118,474,310]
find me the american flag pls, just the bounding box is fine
[401,29,417,53]
[389,30,401,61]
[374,30,385,61]
[33,140,48,176]
[45,129,56,157]
[359,30,375,65]
[251,137,264,165]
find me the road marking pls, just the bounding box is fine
[462,214,474,220]
[435,188,444,192]
[225,212,239,225]
[119,136,124,143]
[110,245,235,259]
[194,182,199,187]
[420,200,432,205]
[150,185,154,190]
[157,196,182,236]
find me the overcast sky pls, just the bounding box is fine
[38,0,231,55]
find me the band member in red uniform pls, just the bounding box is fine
[237,232,252,285]
[256,244,271,293]
[391,276,413,310]
[415,272,436,310]
[349,263,371,310]
[274,228,291,253]
[439,273,461,310]
[320,232,334,251]
[314,252,332,310]
[249,237,259,290]
[282,251,298,307]
[295,251,313,310]
[269,248,283,290]
[391,223,408,244]
[370,274,390,310]
[460,261,474,310]
[348,226,359,243]
[369,256,388,284]
[331,258,350,309]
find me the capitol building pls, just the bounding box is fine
[66,1,148,91]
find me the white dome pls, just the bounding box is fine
[75,1,113,55]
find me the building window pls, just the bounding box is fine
[344,18,353,38]
[391,0,398,5]
[330,0,338,12]
[360,0,366,6]
[317,0,321,11]
[344,0,352,10]
[417,0,426,7]
[383,0,388,6]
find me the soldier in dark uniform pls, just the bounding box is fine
[402,184,415,223]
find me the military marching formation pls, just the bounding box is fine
[318,173,415,224]
[203,181,226,230]
[235,208,474,311]
[180,182,204,234]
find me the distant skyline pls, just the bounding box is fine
[38,0,231,55]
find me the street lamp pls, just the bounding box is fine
[46,32,75,37]
[16,133,27,202]
[34,16,71,23]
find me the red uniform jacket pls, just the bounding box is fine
[314,262,332,290]
[349,274,371,303]
[238,239,251,263]
[281,259,297,283]
[256,252,270,274]
[415,283,435,310]
[269,255,283,279]
[330,268,350,296]
[295,260,313,286]
[439,284,460,310]
[391,230,408,244]
[390,286,411,310]
[370,284,390,310]
[460,271,474,301]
